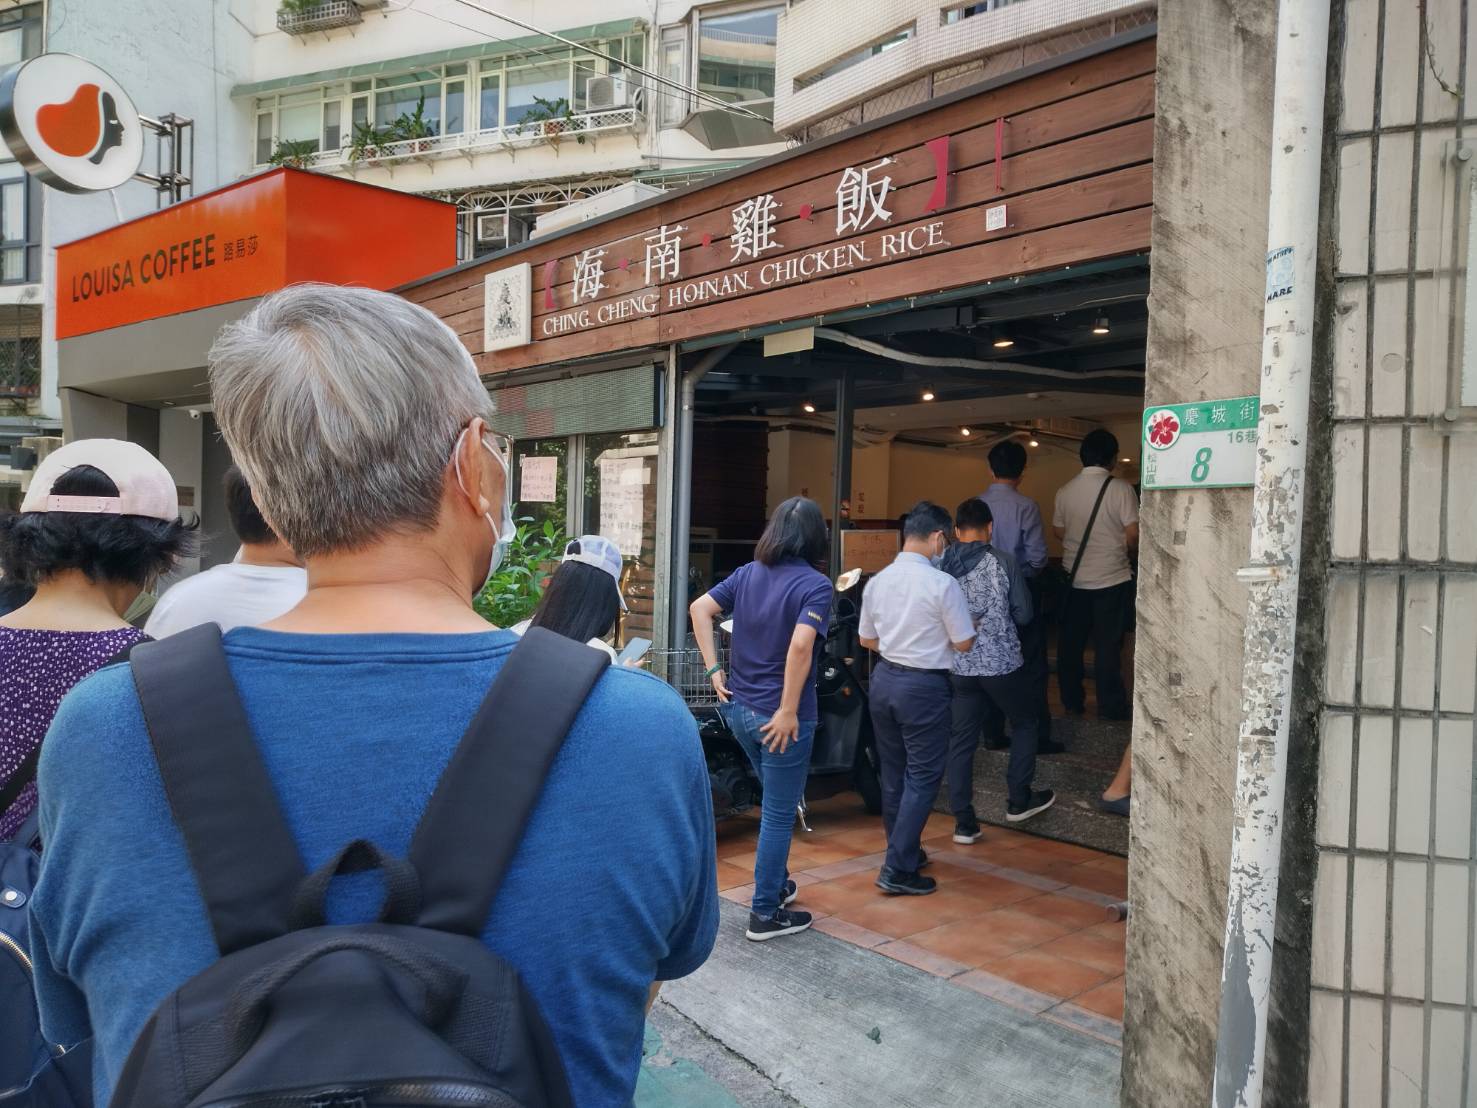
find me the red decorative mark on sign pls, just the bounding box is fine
[924,135,950,212]
[994,118,1006,193]
[542,259,558,310]
[701,231,713,248]
[797,202,814,221]
[619,256,630,271]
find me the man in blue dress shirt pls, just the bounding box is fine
[978,440,1058,752]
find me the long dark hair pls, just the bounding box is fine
[755,496,828,571]
[529,557,620,644]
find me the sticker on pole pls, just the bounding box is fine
[1141,396,1260,490]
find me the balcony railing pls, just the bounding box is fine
[277,0,363,36]
[300,106,644,172]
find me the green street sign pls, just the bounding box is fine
[1141,396,1260,490]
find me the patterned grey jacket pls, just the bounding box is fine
[946,543,1031,678]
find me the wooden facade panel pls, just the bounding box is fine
[404,38,1158,376]
[521,122,1154,340]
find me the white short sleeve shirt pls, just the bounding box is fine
[144,563,308,638]
[1053,467,1139,590]
[858,552,975,670]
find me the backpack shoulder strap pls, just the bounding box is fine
[129,623,306,955]
[1067,476,1115,586]
[410,626,609,936]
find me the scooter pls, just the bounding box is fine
[700,570,883,820]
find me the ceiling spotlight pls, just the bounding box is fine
[992,336,1015,349]
[1029,439,1040,447]
[803,402,816,413]
[1122,457,1132,463]
[961,427,972,437]
[1092,317,1111,335]
[921,390,935,401]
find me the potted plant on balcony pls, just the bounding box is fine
[267,138,317,169]
[517,96,587,145]
[347,120,387,164]
[389,95,435,155]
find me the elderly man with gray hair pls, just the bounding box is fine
[27,284,718,1108]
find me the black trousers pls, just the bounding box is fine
[980,577,1052,744]
[950,667,1039,812]
[1057,580,1134,718]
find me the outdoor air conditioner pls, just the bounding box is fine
[586,75,633,111]
[475,213,510,245]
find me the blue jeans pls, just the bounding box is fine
[724,701,816,919]
[868,662,952,873]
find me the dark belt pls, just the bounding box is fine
[879,659,949,677]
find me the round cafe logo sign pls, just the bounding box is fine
[1146,408,1182,450]
[0,54,144,193]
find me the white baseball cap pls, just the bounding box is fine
[564,534,627,610]
[21,439,179,521]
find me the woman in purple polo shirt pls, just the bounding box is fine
[691,497,833,942]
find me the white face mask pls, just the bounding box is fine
[453,427,515,595]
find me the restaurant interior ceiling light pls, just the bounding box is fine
[803,402,816,413]
[1029,439,1040,447]
[991,336,1015,349]
[1092,317,1111,335]
[1122,457,1132,463]
[960,427,972,436]
[921,390,935,401]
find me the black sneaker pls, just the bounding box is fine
[918,848,932,868]
[1007,789,1056,823]
[953,817,984,844]
[745,907,813,941]
[1039,738,1068,755]
[875,867,938,896]
[779,878,798,907]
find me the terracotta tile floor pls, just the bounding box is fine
[715,793,1128,1044]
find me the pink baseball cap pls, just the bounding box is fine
[21,439,180,521]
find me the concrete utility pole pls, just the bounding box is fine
[1211,1,1331,1106]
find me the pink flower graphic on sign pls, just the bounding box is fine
[1148,409,1181,449]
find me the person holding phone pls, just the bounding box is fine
[691,497,833,942]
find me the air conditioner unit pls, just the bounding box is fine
[586,74,633,111]
[475,213,510,245]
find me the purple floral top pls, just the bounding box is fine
[0,626,146,840]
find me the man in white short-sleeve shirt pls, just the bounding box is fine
[145,466,306,639]
[858,502,975,896]
[1052,429,1139,720]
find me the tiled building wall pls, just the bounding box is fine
[1309,0,1477,1102]
[772,0,1154,137]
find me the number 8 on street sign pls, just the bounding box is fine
[1140,396,1260,490]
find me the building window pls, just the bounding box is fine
[250,33,645,164]
[793,25,915,91]
[695,5,781,122]
[506,61,571,125]
[942,0,1029,24]
[659,26,690,126]
[0,5,42,71]
[0,168,34,285]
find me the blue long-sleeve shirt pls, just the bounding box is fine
[30,628,718,1107]
[979,482,1048,577]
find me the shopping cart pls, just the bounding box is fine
[649,646,728,710]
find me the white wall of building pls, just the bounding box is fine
[773,0,1154,135]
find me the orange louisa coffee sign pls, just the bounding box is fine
[56,168,456,340]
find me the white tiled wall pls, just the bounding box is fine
[771,0,1154,134]
[1309,0,1477,1100]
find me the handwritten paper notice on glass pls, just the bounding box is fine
[519,456,558,503]
[840,529,901,575]
[598,455,646,558]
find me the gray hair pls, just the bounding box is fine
[208,283,492,557]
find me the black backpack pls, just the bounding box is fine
[108,622,608,1108]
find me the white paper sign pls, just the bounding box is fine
[985,204,1008,232]
[598,456,646,557]
[483,262,531,351]
[519,455,558,503]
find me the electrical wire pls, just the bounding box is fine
[439,0,775,122]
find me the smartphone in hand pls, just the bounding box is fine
[616,637,652,667]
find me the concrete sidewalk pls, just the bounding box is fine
[660,900,1121,1108]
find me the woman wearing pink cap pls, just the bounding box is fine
[0,439,195,839]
